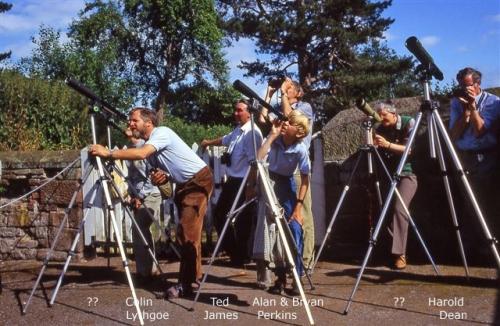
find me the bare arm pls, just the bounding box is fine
[89,143,156,160]
[200,137,223,149]
[257,121,282,160]
[373,134,406,154]
[259,86,276,124]
[280,78,293,117]
[290,173,310,225]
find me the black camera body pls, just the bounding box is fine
[452,87,468,99]
[221,152,231,166]
[268,75,286,88]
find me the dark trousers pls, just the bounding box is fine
[174,166,213,286]
[457,150,500,259]
[214,176,256,264]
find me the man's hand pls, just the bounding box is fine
[458,86,477,111]
[290,206,304,226]
[280,77,293,93]
[88,144,111,158]
[150,169,169,186]
[373,134,390,149]
[269,119,283,138]
[129,197,142,210]
[200,139,210,150]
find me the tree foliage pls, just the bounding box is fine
[217,0,419,125]
[69,0,233,122]
[0,70,89,150]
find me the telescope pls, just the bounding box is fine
[405,36,444,81]
[233,79,288,121]
[66,78,128,122]
[356,98,382,122]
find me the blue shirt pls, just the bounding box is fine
[125,139,160,199]
[222,120,263,178]
[267,137,310,177]
[292,101,314,149]
[146,127,207,184]
[449,91,500,151]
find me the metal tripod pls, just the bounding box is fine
[109,162,181,260]
[343,72,500,315]
[190,100,316,325]
[22,111,158,326]
[310,120,439,275]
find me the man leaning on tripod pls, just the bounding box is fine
[89,107,214,300]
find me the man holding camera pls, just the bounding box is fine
[201,99,263,266]
[449,67,500,257]
[89,107,213,299]
[373,102,417,270]
[261,78,316,272]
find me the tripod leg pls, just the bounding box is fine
[257,163,315,325]
[112,163,180,260]
[431,116,469,277]
[310,150,364,274]
[191,166,253,311]
[372,147,440,275]
[95,158,145,325]
[103,167,163,274]
[275,216,315,290]
[49,176,102,306]
[23,165,94,314]
[432,111,500,268]
[344,111,424,315]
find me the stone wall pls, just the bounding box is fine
[0,150,83,261]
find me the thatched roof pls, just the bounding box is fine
[321,96,452,161]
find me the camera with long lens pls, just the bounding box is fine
[451,87,468,99]
[268,75,286,88]
[221,152,231,166]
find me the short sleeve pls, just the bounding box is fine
[298,149,310,175]
[146,128,171,152]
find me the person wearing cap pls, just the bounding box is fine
[373,102,417,270]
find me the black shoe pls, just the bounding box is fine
[268,281,284,295]
[165,284,194,299]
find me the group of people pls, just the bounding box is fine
[87,67,500,299]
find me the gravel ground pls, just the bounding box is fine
[0,256,498,325]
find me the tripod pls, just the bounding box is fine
[22,109,161,326]
[343,69,500,315]
[190,99,316,325]
[310,120,439,275]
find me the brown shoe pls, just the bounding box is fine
[394,255,406,270]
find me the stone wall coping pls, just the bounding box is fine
[0,150,82,169]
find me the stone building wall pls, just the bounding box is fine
[0,150,83,261]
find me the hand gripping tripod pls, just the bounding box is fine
[310,118,439,275]
[189,97,316,325]
[343,66,500,315]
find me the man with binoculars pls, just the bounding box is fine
[201,99,263,266]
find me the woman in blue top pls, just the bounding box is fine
[254,110,310,295]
